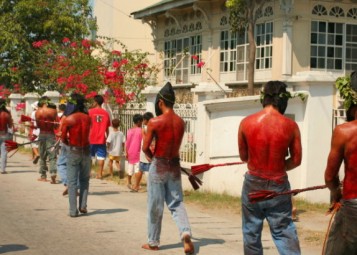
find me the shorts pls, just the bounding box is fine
[127,162,139,176]
[90,144,107,160]
[139,162,151,172]
[109,155,121,161]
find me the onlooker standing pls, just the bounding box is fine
[29,101,40,164]
[60,93,91,217]
[106,118,125,177]
[324,97,357,253]
[57,104,69,195]
[238,81,302,255]
[125,114,143,189]
[0,98,13,174]
[141,82,194,254]
[89,95,110,179]
[131,112,154,192]
[35,96,58,183]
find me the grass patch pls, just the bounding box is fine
[184,190,241,214]
[294,198,330,214]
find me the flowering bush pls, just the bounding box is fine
[32,37,158,106]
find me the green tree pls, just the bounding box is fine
[226,0,267,95]
[0,0,96,92]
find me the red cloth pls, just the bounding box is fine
[89,107,110,144]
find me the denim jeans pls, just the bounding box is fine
[324,199,357,255]
[57,144,68,185]
[66,146,91,216]
[0,134,9,172]
[147,158,192,246]
[242,173,300,255]
[38,134,57,178]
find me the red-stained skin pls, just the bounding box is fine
[0,111,13,133]
[142,99,184,161]
[61,112,91,147]
[325,106,357,201]
[238,105,302,178]
[35,105,57,134]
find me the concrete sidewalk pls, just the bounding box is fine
[0,151,328,255]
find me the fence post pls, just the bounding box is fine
[23,93,40,116]
[43,91,61,106]
[141,85,161,115]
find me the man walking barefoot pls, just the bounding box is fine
[141,82,194,254]
[238,81,302,255]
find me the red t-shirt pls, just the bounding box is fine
[89,107,110,144]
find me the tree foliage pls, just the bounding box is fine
[0,0,96,92]
[225,0,266,95]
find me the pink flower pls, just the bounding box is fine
[57,77,67,84]
[197,61,205,68]
[120,59,128,65]
[70,42,77,48]
[191,55,199,60]
[112,61,120,68]
[112,50,121,56]
[62,37,70,43]
[81,39,91,48]
[85,91,97,99]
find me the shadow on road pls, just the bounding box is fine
[158,237,225,254]
[86,208,128,216]
[89,191,121,196]
[0,244,28,254]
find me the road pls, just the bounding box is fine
[0,151,328,255]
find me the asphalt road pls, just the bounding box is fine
[0,151,327,255]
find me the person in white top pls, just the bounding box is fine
[106,118,125,177]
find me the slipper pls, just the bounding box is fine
[141,244,159,251]
[50,176,57,184]
[33,155,40,164]
[37,178,48,182]
[1,171,7,174]
[130,189,139,193]
[79,208,87,214]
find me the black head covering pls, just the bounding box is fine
[64,93,87,116]
[155,82,175,116]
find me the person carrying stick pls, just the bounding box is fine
[0,98,13,174]
[323,72,357,254]
[238,81,302,255]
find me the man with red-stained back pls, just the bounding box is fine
[324,72,357,255]
[238,81,302,255]
[0,98,13,174]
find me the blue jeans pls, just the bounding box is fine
[38,134,57,178]
[0,135,9,172]
[147,158,192,246]
[57,144,68,185]
[242,173,300,255]
[66,146,91,216]
[325,199,357,255]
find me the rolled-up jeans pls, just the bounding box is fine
[38,133,57,178]
[324,199,357,255]
[66,146,91,216]
[242,173,300,255]
[0,134,10,172]
[57,143,68,185]
[147,157,192,246]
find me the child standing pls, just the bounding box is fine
[125,114,143,189]
[106,118,125,177]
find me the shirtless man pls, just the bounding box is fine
[60,93,91,217]
[141,82,194,254]
[0,98,13,174]
[324,102,357,254]
[35,96,58,183]
[238,81,302,255]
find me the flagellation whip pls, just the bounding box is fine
[5,140,44,154]
[181,168,203,190]
[191,162,246,176]
[248,184,327,203]
[20,114,59,124]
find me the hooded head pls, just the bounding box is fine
[64,93,87,116]
[155,82,175,116]
[261,81,290,114]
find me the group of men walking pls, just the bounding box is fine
[0,76,357,254]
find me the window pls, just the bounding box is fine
[164,35,202,84]
[256,22,273,69]
[220,31,238,72]
[310,21,357,71]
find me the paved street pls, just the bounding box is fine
[0,151,327,255]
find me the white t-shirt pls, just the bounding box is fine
[106,130,125,157]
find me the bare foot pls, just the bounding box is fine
[37,177,47,182]
[50,176,57,184]
[183,235,194,254]
[141,244,159,251]
[62,187,68,196]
